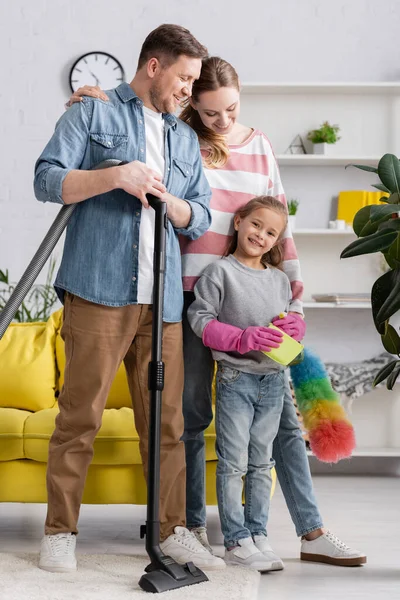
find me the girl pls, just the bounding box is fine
[187,195,291,570]
[67,59,365,567]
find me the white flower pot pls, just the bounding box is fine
[288,215,296,231]
[312,142,338,155]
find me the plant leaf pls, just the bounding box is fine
[377,154,400,194]
[381,325,400,354]
[345,163,378,173]
[372,183,391,193]
[370,205,400,222]
[373,360,398,386]
[371,271,396,334]
[376,268,400,324]
[353,205,372,236]
[387,364,400,390]
[341,229,398,259]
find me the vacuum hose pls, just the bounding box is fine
[0,159,123,339]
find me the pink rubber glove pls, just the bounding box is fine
[272,313,306,342]
[203,320,283,354]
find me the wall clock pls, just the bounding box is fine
[69,51,125,93]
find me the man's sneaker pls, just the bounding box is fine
[301,531,367,566]
[253,535,284,571]
[225,537,277,572]
[39,533,77,572]
[160,526,226,571]
[190,526,214,555]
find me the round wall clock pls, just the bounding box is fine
[69,51,125,93]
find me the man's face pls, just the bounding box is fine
[148,55,202,114]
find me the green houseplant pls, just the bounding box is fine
[287,198,299,231]
[341,153,400,389]
[307,121,341,155]
[0,256,58,322]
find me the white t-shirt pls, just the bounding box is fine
[136,106,165,303]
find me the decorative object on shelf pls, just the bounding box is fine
[0,257,58,322]
[341,153,400,389]
[69,52,125,93]
[325,352,394,402]
[287,198,299,231]
[328,219,348,230]
[284,134,307,155]
[307,121,341,155]
[337,190,389,226]
[290,347,356,463]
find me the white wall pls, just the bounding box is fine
[1,0,399,280]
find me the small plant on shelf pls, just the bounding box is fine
[307,121,341,145]
[287,199,299,215]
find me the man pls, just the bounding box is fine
[34,23,225,573]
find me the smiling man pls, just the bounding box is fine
[33,24,224,573]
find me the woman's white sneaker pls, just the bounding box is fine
[301,531,367,566]
[39,533,77,572]
[225,537,276,572]
[253,535,284,571]
[160,526,226,570]
[189,526,215,555]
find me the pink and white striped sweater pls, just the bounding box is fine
[180,129,303,313]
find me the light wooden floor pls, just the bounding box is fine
[0,476,399,599]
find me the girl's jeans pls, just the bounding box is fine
[216,364,284,546]
[182,291,323,538]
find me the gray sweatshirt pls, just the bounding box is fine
[187,255,292,374]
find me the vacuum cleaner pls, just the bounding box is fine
[0,160,208,593]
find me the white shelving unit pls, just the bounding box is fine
[276,155,380,167]
[239,82,400,464]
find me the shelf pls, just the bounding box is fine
[241,82,400,95]
[277,155,380,166]
[303,302,371,309]
[307,447,400,458]
[293,229,355,235]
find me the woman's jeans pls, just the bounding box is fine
[182,292,323,537]
[216,364,284,546]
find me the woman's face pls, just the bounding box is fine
[191,86,240,136]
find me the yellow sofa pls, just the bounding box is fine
[0,309,220,505]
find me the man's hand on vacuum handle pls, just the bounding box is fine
[115,161,166,208]
[62,160,166,207]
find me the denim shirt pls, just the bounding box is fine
[34,83,211,322]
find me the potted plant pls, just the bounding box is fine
[307,121,341,155]
[341,153,400,389]
[287,199,299,231]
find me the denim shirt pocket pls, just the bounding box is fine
[170,158,193,199]
[90,133,128,167]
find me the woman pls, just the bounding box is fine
[68,57,366,568]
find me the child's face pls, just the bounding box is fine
[234,207,286,259]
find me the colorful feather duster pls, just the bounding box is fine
[289,347,356,463]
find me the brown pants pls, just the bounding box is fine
[45,294,186,541]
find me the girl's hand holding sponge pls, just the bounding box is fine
[272,312,306,342]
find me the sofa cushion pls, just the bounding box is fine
[0,407,31,461]
[24,407,143,465]
[55,317,132,410]
[0,312,60,411]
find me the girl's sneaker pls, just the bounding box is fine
[300,531,367,566]
[39,533,77,572]
[190,526,215,555]
[252,535,284,570]
[225,537,277,572]
[160,526,226,570]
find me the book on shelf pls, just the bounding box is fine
[311,293,371,304]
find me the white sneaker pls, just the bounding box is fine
[160,526,226,571]
[301,531,367,566]
[225,537,276,572]
[190,526,214,555]
[39,533,77,572]
[253,535,284,571]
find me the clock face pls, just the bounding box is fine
[69,52,125,93]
